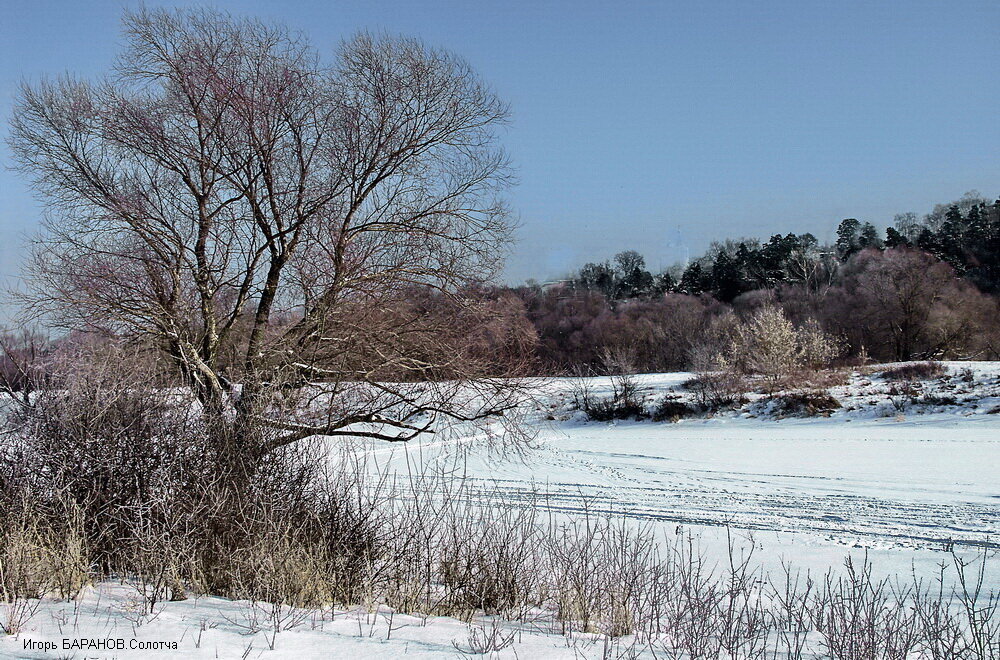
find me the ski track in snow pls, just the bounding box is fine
[457,436,999,552]
[370,365,1000,558]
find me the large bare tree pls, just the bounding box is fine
[9,7,528,463]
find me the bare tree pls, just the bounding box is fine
[8,7,526,468]
[835,248,989,361]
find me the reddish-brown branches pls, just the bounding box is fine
[9,7,524,460]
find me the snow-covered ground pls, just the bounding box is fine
[5,583,607,659]
[3,362,999,657]
[370,364,1000,588]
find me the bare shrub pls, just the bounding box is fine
[439,490,545,619]
[769,564,814,658]
[5,343,210,571]
[571,347,649,421]
[920,393,959,407]
[121,509,197,614]
[881,361,947,381]
[951,549,1000,659]
[886,380,920,412]
[546,514,663,637]
[652,534,724,657]
[0,594,40,637]
[775,367,851,391]
[0,330,50,396]
[651,396,697,422]
[718,532,769,657]
[682,371,747,411]
[0,341,392,627]
[583,395,647,422]
[0,490,90,636]
[567,366,598,413]
[809,556,921,658]
[911,568,970,658]
[686,326,748,411]
[0,494,90,603]
[456,619,516,654]
[767,391,841,417]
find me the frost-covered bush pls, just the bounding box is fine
[695,306,843,389]
[797,319,845,369]
[730,306,802,381]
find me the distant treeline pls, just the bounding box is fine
[551,191,1000,302]
[492,191,1000,373]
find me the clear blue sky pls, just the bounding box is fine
[2,0,999,287]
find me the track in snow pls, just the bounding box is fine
[389,416,1000,554]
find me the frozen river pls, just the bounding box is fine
[367,372,1000,588]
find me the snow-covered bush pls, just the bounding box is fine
[730,305,802,381]
[797,318,845,369]
[694,305,843,390]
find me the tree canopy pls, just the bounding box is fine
[9,7,525,461]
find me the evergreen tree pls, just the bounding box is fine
[759,234,799,285]
[885,227,910,248]
[711,250,744,302]
[652,271,676,295]
[678,262,706,295]
[858,222,883,251]
[735,241,764,288]
[620,265,654,298]
[963,201,1000,291]
[916,227,941,256]
[835,218,862,261]
[966,204,983,238]
[936,205,967,272]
